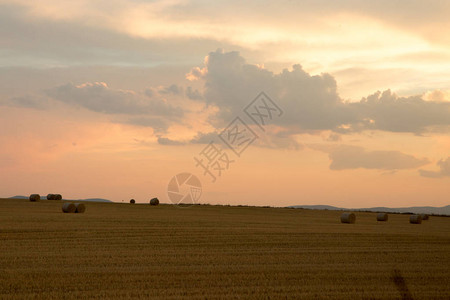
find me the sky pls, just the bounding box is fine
[0,0,449,207]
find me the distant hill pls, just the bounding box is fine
[5,196,448,214]
[10,195,28,199]
[289,205,450,216]
[76,198,113,203]
[291,205,342,210]
[8,196,113,203]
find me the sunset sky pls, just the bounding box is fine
[0,0,449,207]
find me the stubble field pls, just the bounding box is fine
[0,198,449,299]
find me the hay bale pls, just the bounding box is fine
[54,194,62,200]
[340,212,356,224]
[74,203,85,213]
[377,213,389,221]
[409,215,422,224]
[62,203,76,213]
[420,214,429,220]
[29,194,40,202]
[150,197,159,206]
[130,199,135,204]
[47,194,55,200]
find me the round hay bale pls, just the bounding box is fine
[54,194,62,200]
[29,194,40,202]
[409,215,422,224]
[376,213,388,221]
[130,199,135,204]
[419,214,429,220]
[150,197,159,206]
[74,203,85,213]
[62,203,76,213]
[47,194,55,200]
[340,212,356,224]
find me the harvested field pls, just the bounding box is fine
[0,198,449,299]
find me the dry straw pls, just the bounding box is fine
[47,194,55,200]
[74,203,85,213]
[340,212,356,224]
[420,214,429,220]
[29,194,40,202]
[62,203,76,213]
[377,213,389,221]
[130,199,135,204]
[150,198,159,206]
[409,215,422,224]
[54,194,62,200]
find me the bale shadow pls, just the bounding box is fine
[392,269,414,300]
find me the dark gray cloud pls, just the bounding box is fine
[0,65,194,101]
[157,137,186,146]
[195,50,354,130]
[350,90,450,133]
[144,88,155,98]
[1,94,49,109]
[192,49,450,134]
[46,82,183,116]
[311,144,429,171]
[186,86,203,100]
[419,157,450,178]
[159,84,182,95]
[326,133,342,142]
[190,131,221,144]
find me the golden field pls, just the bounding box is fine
[0,198,449,299]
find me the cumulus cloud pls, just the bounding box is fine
[350,90,450,133]
[310,144,429,171]
[419,157,450,178]
[186,66,208,81]
[185,86,203,100]
[135,49,449,149]
[423,90,450,102]
[190,49,450,134]
[47,82,183,116]
[158,84,182,95]
[191,49,353,131]
[42,81,191,133]
[326,133,342,142]
[5,49,449,153]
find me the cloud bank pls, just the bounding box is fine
[326,145,429,171]
[47,82,183,116]
[189,49,450,135]
[419,157,450,178]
